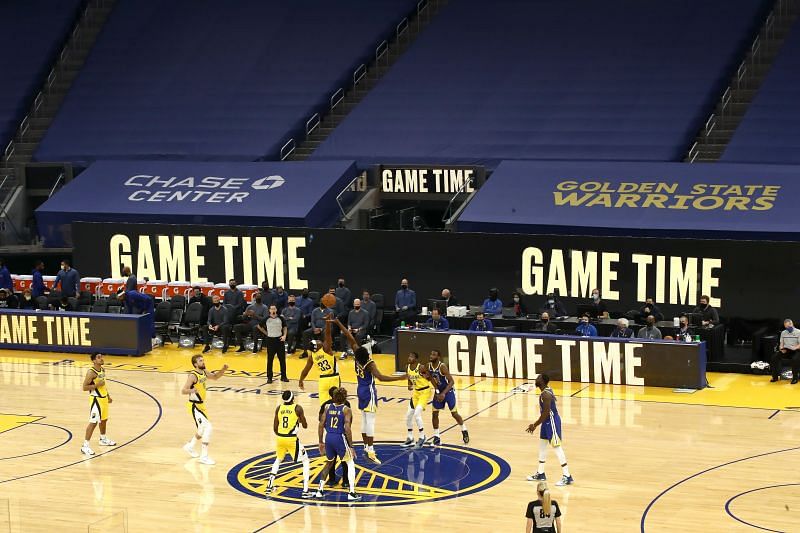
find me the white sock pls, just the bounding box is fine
[201,443,209,458]
[346,459,356,493]
[414,408,424,437]
[318,477,326,492]
[100,434,106,440]
[555,446,570,476]
[434,428,440,437]
[83,440,89,447]
[405,408,414,432]
[302,457,310,492]
[270,458,281,476]
[460,423,467,431]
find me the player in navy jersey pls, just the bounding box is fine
[428,349,469,445]
[334,319,406,464]
[315,387,360,501]
[525,374,574,486]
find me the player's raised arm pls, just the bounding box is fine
[298,350,316,390]
[297,404,308,429]
[323,317,335,354]
[181,372,198,395]
[527,389,553,433]
[209,364,229,380]
[333,318,359,351]
[367,360,407,382]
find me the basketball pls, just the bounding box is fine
[321,293,336,309]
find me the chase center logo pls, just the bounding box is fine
[227,442,510,507]
[124,173,285,203]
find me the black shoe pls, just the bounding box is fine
[299,352,308,359]
[770,377,779,382]
[252,348,260,354]
[236,346,246,353]
[202,345,211,354]
[267,378,273,384]
[792,378,798,385]
[222,346,228,354]
[462,430,470,444]
[281,377,290,383]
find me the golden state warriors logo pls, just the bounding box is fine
[227,441,510,506]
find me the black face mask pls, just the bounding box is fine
[214,303,221,308]
[338,282,344,288]
[255,298,262,304]
[401,285,408,290]
[542,319,549,323]
[229,285,237,290]
[302,292,308,298]
[289,301,295,306]
[354,306,361,311]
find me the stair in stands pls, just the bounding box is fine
[0,0,118,244]
[686,0,800,162]
[286,0,450,160]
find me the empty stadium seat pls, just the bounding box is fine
[721,24,800,164]
[312,0,771,167]
[34,0,415,163]
[0,0,83,149]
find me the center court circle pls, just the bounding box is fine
[227,441,511,507]
[725,483,800,532]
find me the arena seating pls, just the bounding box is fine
[312,0,771,168]
[721,24,800,164]
[34,0,415,163]
[0,0,83,150]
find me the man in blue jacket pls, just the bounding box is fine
[53,259,80,297]
[32,260,47,298]
[395,278,417,325]
[469,312,494,332]
[117,289,155,340]
[575,314,598,337]
[482,288,503,316]
[0,259,12,292]
[424,308,449,330]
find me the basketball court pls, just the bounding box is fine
[1,347,799,532]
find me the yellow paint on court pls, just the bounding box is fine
[0,413,43,434]
[0,345,796,411]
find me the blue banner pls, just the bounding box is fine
[35,160,357,247]
[458,161,800,239]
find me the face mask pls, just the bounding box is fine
[542,319,549,323]
[513,297,520,302]
[592,294,599,301]
[547,299,553,305]
[338,282,344,288]
[489,294,497,301]
[229,285,236,290]
[681,322,687,328]
[788,326,794,332]
[24,295,31,300]
[255,298,262,304]
[289,301,295,306]
[302,291,308,298]
[214,303,221,308]
[354,306,361,311]
[401,285,408,290]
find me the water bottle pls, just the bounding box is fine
[400,321,406,329]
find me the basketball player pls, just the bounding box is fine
[182,354,228,465]
[81,353,116,455]
[335,319,407,464]
[402,352,434,449]
[319,386,351,490]
[267,390,312,499]
[428,349,469,445]
[526,374,574,486]
[298,318,340,406]
[315,387,361,501]
[525,481,562,533]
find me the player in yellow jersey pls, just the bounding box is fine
[81,353,116,456]
[298,318,340,406]
[182,354,228,465]
[402,352,435,449]
[266,390,313,499]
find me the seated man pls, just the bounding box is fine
[202,295,231,354]
[589,289,609,319]
[188,287,211,326]
[610,318,634,338]
[637,297,664,323]
[637,315,662,340]
[300,303,334,359]
[19,289,36,310]
[575,314,598,337]
[340,299,369,359]
[692,295,719,327]
[0,288,19,309]
[234,294,269,352]
[676,315,693,342]
[281,294,303,354]
[771,319,800,384]
[482,288,503,316]
[469,312,494,332]
[532,312,557,334]
[424,308,449,330]
[539,293,566,317]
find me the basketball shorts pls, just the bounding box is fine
[432,389,458,412]
[88,396,109,423]
[357,384,377,413]
[318,374,342,406]
[189,402,210,432]
[540,416,562,447]
[324,433,352,461]
[410,387,433,410]
[275,436,306,462]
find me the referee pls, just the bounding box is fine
[257,305,288,384]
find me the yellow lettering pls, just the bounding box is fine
[11,315,27,344]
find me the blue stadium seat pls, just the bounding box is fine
[0,0,82,149]
[312,0,770,167]
[721,24,800,164]
[34,0,415,163]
